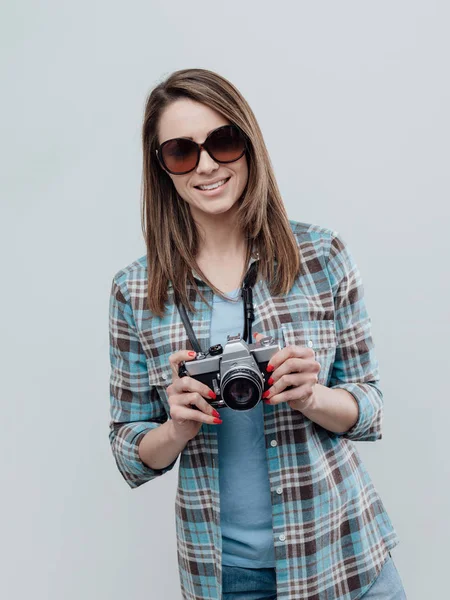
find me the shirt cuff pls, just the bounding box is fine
[331,382,383,441]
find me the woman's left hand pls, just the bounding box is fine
[253,332,321,412]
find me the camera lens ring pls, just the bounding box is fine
[221,366,263,411]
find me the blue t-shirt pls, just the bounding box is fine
[211,288,275,568]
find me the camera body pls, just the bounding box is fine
[178,334,280,411]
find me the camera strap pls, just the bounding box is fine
[176,261,259,353]
[242,260,258,343]
[177,302,203,353]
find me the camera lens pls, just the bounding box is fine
[221,367,262,411]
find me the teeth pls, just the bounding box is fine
[198,178,228,191]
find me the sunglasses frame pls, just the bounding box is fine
[156,124,247,175]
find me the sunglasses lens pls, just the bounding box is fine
[208,126,246,162]
[161,138,198,174]
[159,126,246,173]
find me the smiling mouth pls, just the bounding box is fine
[194,177,231,191]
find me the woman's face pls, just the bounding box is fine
[157,98,249,220]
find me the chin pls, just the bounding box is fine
[195,196,240,216]
[205,202,239,216]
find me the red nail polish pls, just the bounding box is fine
[213,418,223,424]
[266,364,274,373]
[262,390,271,399]
[264,400,272,405]
[208,390,217,399]
[188,351,196,357]
[212,409,220,418]
[268,377,274,385]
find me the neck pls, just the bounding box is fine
[193,207,247,262]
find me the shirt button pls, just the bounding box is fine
[276,487,283,495]
[270,440,277,447]
[161,373,168,381]
[307,340,314,348]
[279,534,286,542]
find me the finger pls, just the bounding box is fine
[172,391,219,416]
[170,376,216,402]
[168,349,197,380]
[269,357,320,386]
[267,372,305,397]
[267,363,320,396]
[266,345,315,373]
[267,383,314,406]
[171,402,222,425]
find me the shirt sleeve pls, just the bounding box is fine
[326,231,383,441]
[108,275,177,488]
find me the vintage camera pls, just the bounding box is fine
[178,334,280,411]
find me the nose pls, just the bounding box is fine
[196,148,219,175]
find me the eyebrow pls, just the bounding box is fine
[159,125,231,146]
[181,127,218,141]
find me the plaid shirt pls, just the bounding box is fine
[108,220,400,600]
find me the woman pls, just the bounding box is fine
[108,68,407,600]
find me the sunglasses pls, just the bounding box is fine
[156,124,247,175]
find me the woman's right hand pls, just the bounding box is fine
[167,350,223,441]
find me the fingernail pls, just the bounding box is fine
[253,332,258,338]
[266,364,274,373]
[268,377,274,385]
[208,390,217,399]
[212,409,220,418]
[264,400,272,405]
[262,390,271,399]
[188,351,196,357]
[213,418,223,424]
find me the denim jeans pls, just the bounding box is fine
[222,565,276,600]
[221,552,407,599]
[362,553,407,599]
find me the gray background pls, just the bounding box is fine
[2,1,449,598]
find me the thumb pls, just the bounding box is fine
[169,349,197,380]
[252,332,266,343]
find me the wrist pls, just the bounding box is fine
[300,384,359,434]
[293,384,320,416]
[167,419,193,445]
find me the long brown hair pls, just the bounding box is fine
[141,68,301,317]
